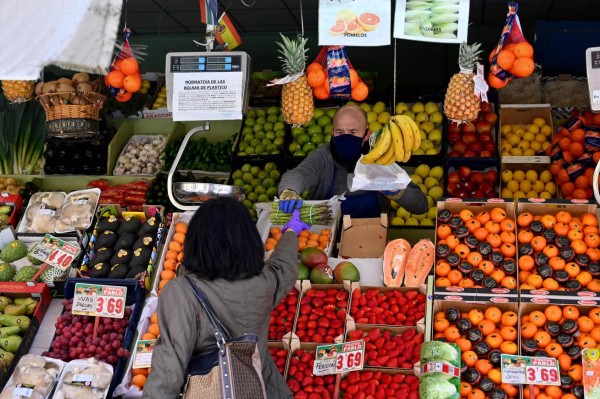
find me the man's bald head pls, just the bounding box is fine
[332,104,368,138]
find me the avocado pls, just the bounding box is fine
[107,263,130,279]
[138,216,159,237]
[126,265,147,279]
[129,246,152,268]
[133,235,155,251]
[114,233,137,252]
[94,230,118,250]
[110,249,132,266]
[117,216,142,236]
[97,215,120,233]
[90,248,113,268]
[88,262,111,278]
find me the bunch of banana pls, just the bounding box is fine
[361,115,421,165]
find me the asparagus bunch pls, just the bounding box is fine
[270,202,334,226]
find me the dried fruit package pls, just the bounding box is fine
[104,28,142,103]
[488,2,535,89]
[306,46,368,101]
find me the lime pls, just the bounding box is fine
[289,142,301,153]
[267,115,278,123]
[242,172,254,183]
[317,115,331,127]
[255,145,266,154]
[266,144,277,153]
[263,122,274,131]
[372,101,386,114]
[270,170,281,180]
[243,184,252,193]
[253,124,264,133]
[242,126,253,135]
[244,134,254,143]
[256,109,267,118]
[278,115,285,123]
[275,129,286,138]
[303,119,315,128]
[250,166,261,176]
[255,186,266,195]
[324,124,333,134]
[247,110,257,119]
[297,133,311,146]
[412,212,426,223]
[266,187,278,198]
[265,131,276,140]
[241,164,251,172]
[232,170,243,180]
[233,178,244,187]
[308,125,322,135]
[360,103,371,112]
[369,122,382,132]
[261,138,272,146]
[267,106,279,115]
[313,108,325,119]
[264,162,277,172]
[258,194,270,203]
[311,134,324,145]
[263,178,275,188]
[274,122,285,131]
[294,150,307,157]
[326,108,337,119]
[239,142,248,151]
[245,147,255,154]
[238,152,247,156]
[367,111,378,123]
[243,199,253,209]
[291,127,304,138]
[324,134,331,143]
[247,192,258,202]
[251,178,262,188]
[245,118,256,127]
[274,137,285,146]
[420,219,434,226]
[302,142,317,153]
[255,131,266,139]
[258,171,269,180]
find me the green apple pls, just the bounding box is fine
[411,174,423,185]
[415,112,429,123]
[396,207,411,219]
[424,102,439,115]
[420,121,435,133]
[428,129,442,145]
[395,102,409,114]
[430,111,443,125]
[420,219,434,226]
[427,207,437,220]
[430,166,444,181]
[413,212,427,222]
[428,186,444,200]
[405,217,419,226]
[391,217,405,226]
[415,164,430,179]
[424,176,439,189]
[313,108,325,119]
[411,102,425,113]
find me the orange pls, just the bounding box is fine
[501,383,518,397]
[476,211,491,225]
[541,214,556,229]
[484,307,502,323]
[500,326,517,341]
[479,319,496,336]
[526,274,543,288]
[590,327,600,343]
[557,353,572,371]
[488,73,507,89]
[349,69,359,87]
[517,212,533,227]
[497,49,516,70]
[466,252,483,267]
[446,234,461,250]
[518,230,534,243]
[436,262,450,277]
[553,222,569,236]
[306,63,323,74]
[123,73,142,92]
[474,359,493,375]
[148,323,160,337]
[107,70,125,88]
[529,311,547,327]
[542,245,559,258]
[142,333,156,340]
[583,213,599,227]
[163,259,177,271]
[500,341,518,354]
[158,279,169,290]
[462,350,478,367]
[545,386,563,399]
[486,233,502,248]
[500,218,515,232]
[488,369,502,384]
[572,239,588,254]
[132,368,149,376]
[459,278,475,288]
[151,312,158,324]
[461,382,473,397]
[307,69,325,88]
[501,311,518,327]
[485,220,501,234]
[501,276,518,289]
[437,224,451,239]
[164,250,178,260]
[519,255,535,271]
[173,232,186,245]
[534,331,551,348]
[479,261,495,276]
[500,243,516,258]
[115,90,132,102]
[119,57,139,75]
[460,209,475,222]
[555,211,572,224]
[468,309,485,325]
[465,219,481,233]
[580,336,597,349]
[589,307,600,324]
[161,270,176,281]
[531,236,548,252]
[490,208,507,222]
[468,389,486,399]
[132,374,147,389]
[500,231,516,244]
[435,277,451,287]
[542,278,560,290]
[444,326,460,342]
[350,82,368,101]
[168,241,183,252]
[578,316,595,333]
[485,332,503,349]
[568,364,583,382]
[521,322,538,338]
[577,271,593,287]
[513,41,534,58]
[544,305,563,322]
[433,318,450,332]
[455,338,472,352]
[545,342,563,358]
[174,222,188,234]
[548,256,565,271]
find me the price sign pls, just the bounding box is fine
[313,340,364,376]
[501,354,560,386]
[133,339,156,369]
[30,234,81,271]
[72,283,127,319]
[582,348,600,398]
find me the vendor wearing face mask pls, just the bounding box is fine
[278,104,428,218]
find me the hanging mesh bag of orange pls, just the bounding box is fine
[104,28,143,103]
[487,2,535,90]
[306,46,369,102]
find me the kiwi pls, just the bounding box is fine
[111,249,132,266]
[88,262,111,278]
[138,217,159,237]
[107,263,131,279]
[114,233,137,252]
[129,246,152,268]
[133,235,155,251]
[117,216,142,236]
[97,215,120,233]
[94,231,118,250]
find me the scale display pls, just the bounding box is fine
[170,55,242,72]
[586,47,600,111]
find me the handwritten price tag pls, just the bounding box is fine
[72,283,127,319]
[313,341,364,376]
[501,355,560,386]
[30,234,81,271]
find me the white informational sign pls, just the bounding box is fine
[393,0,470,44]
[318,0,391,47]
[172,72,244,121]
[313,340,365,375]
[501,354,560,386]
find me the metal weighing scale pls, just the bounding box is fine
[165,51,252,210]
[584,47,600,204]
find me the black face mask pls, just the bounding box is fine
[330,134,369,171]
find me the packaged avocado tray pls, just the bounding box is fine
[76,205,164,291]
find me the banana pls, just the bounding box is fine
[362,128,391,164]
[375,134,397,165]
[402,115,422,151]
[392,116,414,162]
[387,119,405,163]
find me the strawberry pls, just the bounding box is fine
[348,330,364,340]
[294,289,348,343]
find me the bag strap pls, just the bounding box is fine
[185,276,232,348]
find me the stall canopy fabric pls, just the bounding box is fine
[0,0,123,80]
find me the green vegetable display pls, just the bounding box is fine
[162,136,233,172]
[420,341,461,366]
[269,201,333,226]
[419,374,460,399]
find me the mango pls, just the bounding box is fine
[333,261,361,283]
[300,247,328,269]
[309,264,334,284]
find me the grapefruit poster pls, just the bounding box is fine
[318,0,391,46]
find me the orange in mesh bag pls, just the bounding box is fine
[105,28,143,102]
[488,2,535,89]
[306,46,368,101]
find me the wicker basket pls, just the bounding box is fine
[37,92,106,138]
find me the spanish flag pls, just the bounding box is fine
[215,13,242,50]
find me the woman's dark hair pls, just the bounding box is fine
[182,197,265,280]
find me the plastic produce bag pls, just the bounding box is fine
[350,155,411,192]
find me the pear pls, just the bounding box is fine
[0,315,30,333]
[14,298,38,315]
[0,335,21,353]
[0,326,20,337]
[0,296,12,313]
[3,304,27,316]
[0,348,15,365]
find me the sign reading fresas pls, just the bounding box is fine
[72,283,127,319]
[133,339,156,369]
[501,354,560,386]
[313,340,364,376]
[30,234,81,270]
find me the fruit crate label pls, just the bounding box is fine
[133,339,156,369]
[13,384,35,397]
[501,354,560,386]
[313,340,364,376]
[421,361,460,378]
[72,283,127,319]
[30,234,81,271]
[71,374,94,386]
[582,348,600,398]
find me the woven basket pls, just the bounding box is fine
[36,92,106,138]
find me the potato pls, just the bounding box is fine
[76,83,92,93]
[42,82,58,94]
[72,72,90,85]
[57,77,73,86]
[35,82,44,96]
[57,83,75,100]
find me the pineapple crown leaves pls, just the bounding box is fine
[276,33,309,76]
[457,42,483,73]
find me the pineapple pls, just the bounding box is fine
[276,34,313,126]
[1,80,35,103]
[443,42,483,123]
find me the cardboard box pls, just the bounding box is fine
[329,258,384,287]
[285,341,339,398]
[339,214,388,259]
[269,282,302,344]
[0,194,23,228]
[434,199,519,298]
[499,104,553,163]
[499,160,554,199]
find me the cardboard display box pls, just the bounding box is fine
[339,214,388,259]
[499,104,553,164]
[499,159,554,199]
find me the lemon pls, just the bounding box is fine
[413,148,425,155]
[501,124,512,135]
[527,124,540,134]
[541,125,552,136]
[523,149,536,156]
[395,102,409,114]
[506,180,520,193]
[428,186,444,200]
[514,191,527,200]
[534,133,546,143]
[525,170,538,181]
[507,134,521,146]
[377,112,391,124]
[514,127,525,137]
[501,188,513,198]
[530,141,542,152]
[540,170,552,183]
[425,148,439,155]
[527,191,539,198]
[391,217,405,226]
[427,207,437,219]
[360,103,372,112]
[542,141,551,151]
[523,132,536,142]
[540,191,553,199]
[397,207,411,219]
[430,166,444,180]
[369,122,383,132]
[520,180,532,193]
[501,170,513,183]
[411,174,423,185]
[501,151,511,156]
[513,170,525,182]
[533,117,546,127]
[519,141,531,151]
[367,111,378,123]
[510,148,523,156]
[372,101,386,114]
[532,180,545,193]
[545,182,557,195]
[415,164,430,179]
[412,102,425,113]
[420,219,435,226]
[501,142,513,153]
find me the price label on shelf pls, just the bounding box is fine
[72,283,127,319]
[501,354,560,386]
[133,339,157,369]
[29,234,81,271]
[313,340,364,376]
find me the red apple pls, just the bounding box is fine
[447,182,458,195]
[447,172,461,184]
[463,132,477,145]
[462,123,476,135]
[480,102,493,113]
[479,181,493,193]
[462,181,474,191]
[463,150,477,158]
[471,189,485,198]
[470,172,485,184]
[480,150,493,157]
[458,166,472,180]
[453,141,467,154]
[469,141,483,153]
[448,150,462,158]
[476,120,492,134]
[457,191,468,199]
[448,130,461,145]
[483,142,497,153]
[484,170,498,183]
[448,122,461,135]
[479,132,493,143]
[485,190,498,198]
[483,112,498,126]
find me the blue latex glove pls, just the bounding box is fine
[279,189,303,214]
[282,209,311,236]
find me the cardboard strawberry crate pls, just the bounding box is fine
[433,198,519,299]
[269,281,302,344]
[0,283,52,390]
[348,283,427,328]
[268,340,292,380]
[344,319,425,370]
[290,281,352,345]
[285,340,339,399]
[336,368,419,399]
[516,198,600,299]
[431,298,521,399]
